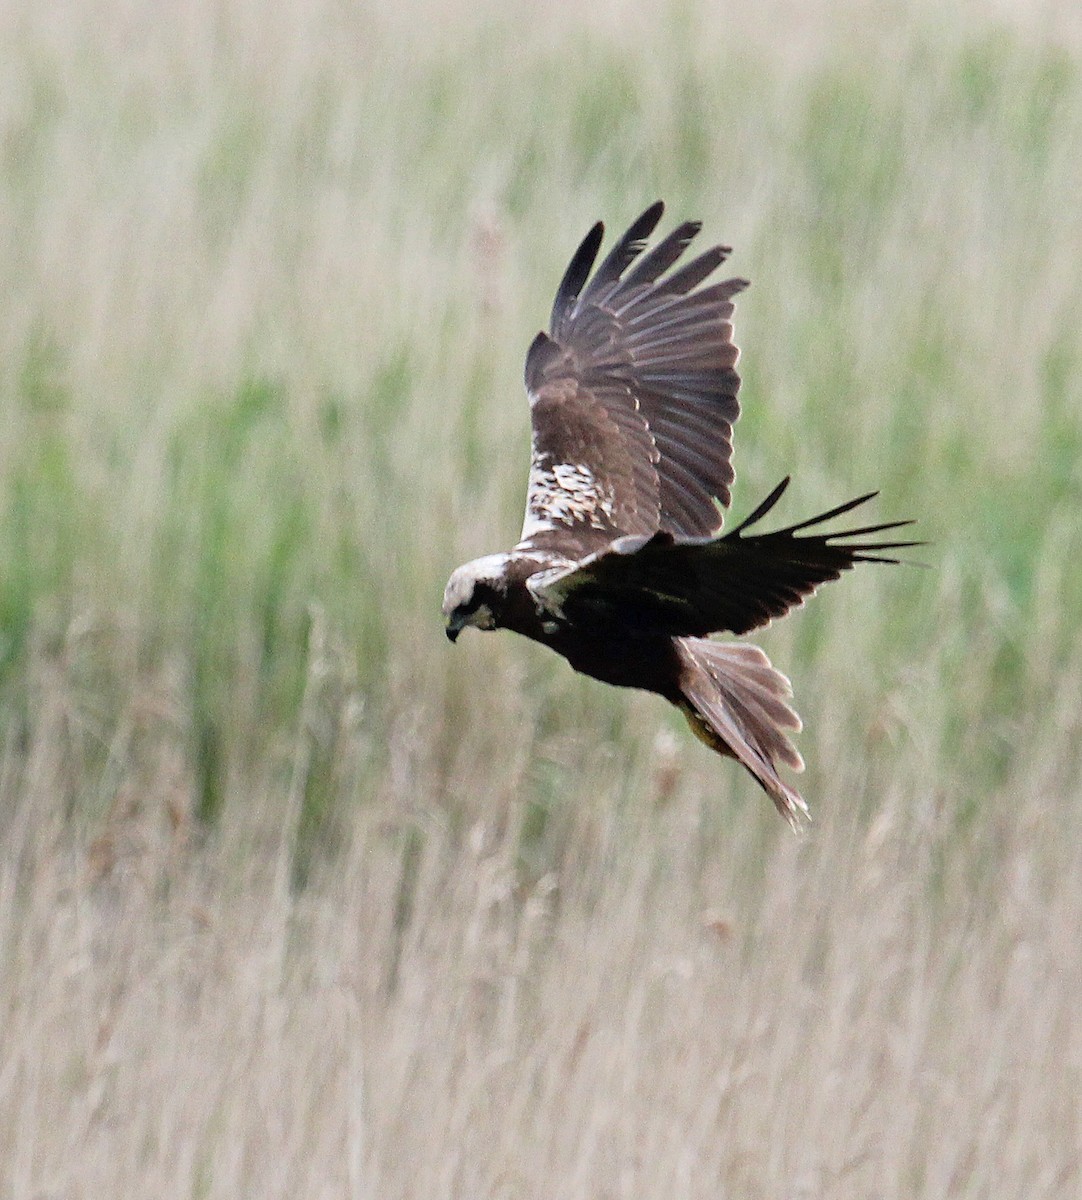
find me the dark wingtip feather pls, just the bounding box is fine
[579,202,667,307]
[662,245,730,295]
[846,534,926,560]
[639,199,666,228]
[778,490,879,534]
[731,477,791,534]
[822,519,916,540]
[623,219,701,288]
[550,221,604,337]
[728,483,920,569]
[849,547,926,565]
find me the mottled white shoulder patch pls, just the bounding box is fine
[462,552,514,578]
[521,451,616,538]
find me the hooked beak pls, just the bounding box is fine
[445,614,466,643]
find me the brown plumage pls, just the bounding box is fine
[443,202,916,824]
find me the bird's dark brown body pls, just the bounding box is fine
[442,202,914,823]
[499,571,684,701]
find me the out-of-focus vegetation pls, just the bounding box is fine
[1,1,1080,1195]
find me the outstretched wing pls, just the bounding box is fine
[527,479,920,637]
[519,201,747,556]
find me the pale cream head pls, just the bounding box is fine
[442,554,512,640]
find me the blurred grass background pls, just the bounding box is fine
[1,0,1081,1195]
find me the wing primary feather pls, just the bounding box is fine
[847,551,919,564]
[550,222,604,339]
[622,278,748,325]
[730,478,791,534]
[657,247,731,296]
[579,201,665,307]
[774,490,879,533]
[626,312,737,351]
[820,519,918,540]
[622,221,701,287]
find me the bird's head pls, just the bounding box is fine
[442,554,511,642]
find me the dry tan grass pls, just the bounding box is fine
[2,0,1082,1195]
[3,706,1081,1198]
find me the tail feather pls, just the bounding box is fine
[676,637,808,827]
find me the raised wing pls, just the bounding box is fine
[527,478,920,637]
[519,202,747,553]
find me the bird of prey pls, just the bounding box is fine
[443,202,914,825]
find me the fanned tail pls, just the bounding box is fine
[675,637,808,828]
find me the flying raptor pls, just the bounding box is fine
[443,202,914,825]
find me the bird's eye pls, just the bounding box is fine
[464,585,492,614]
